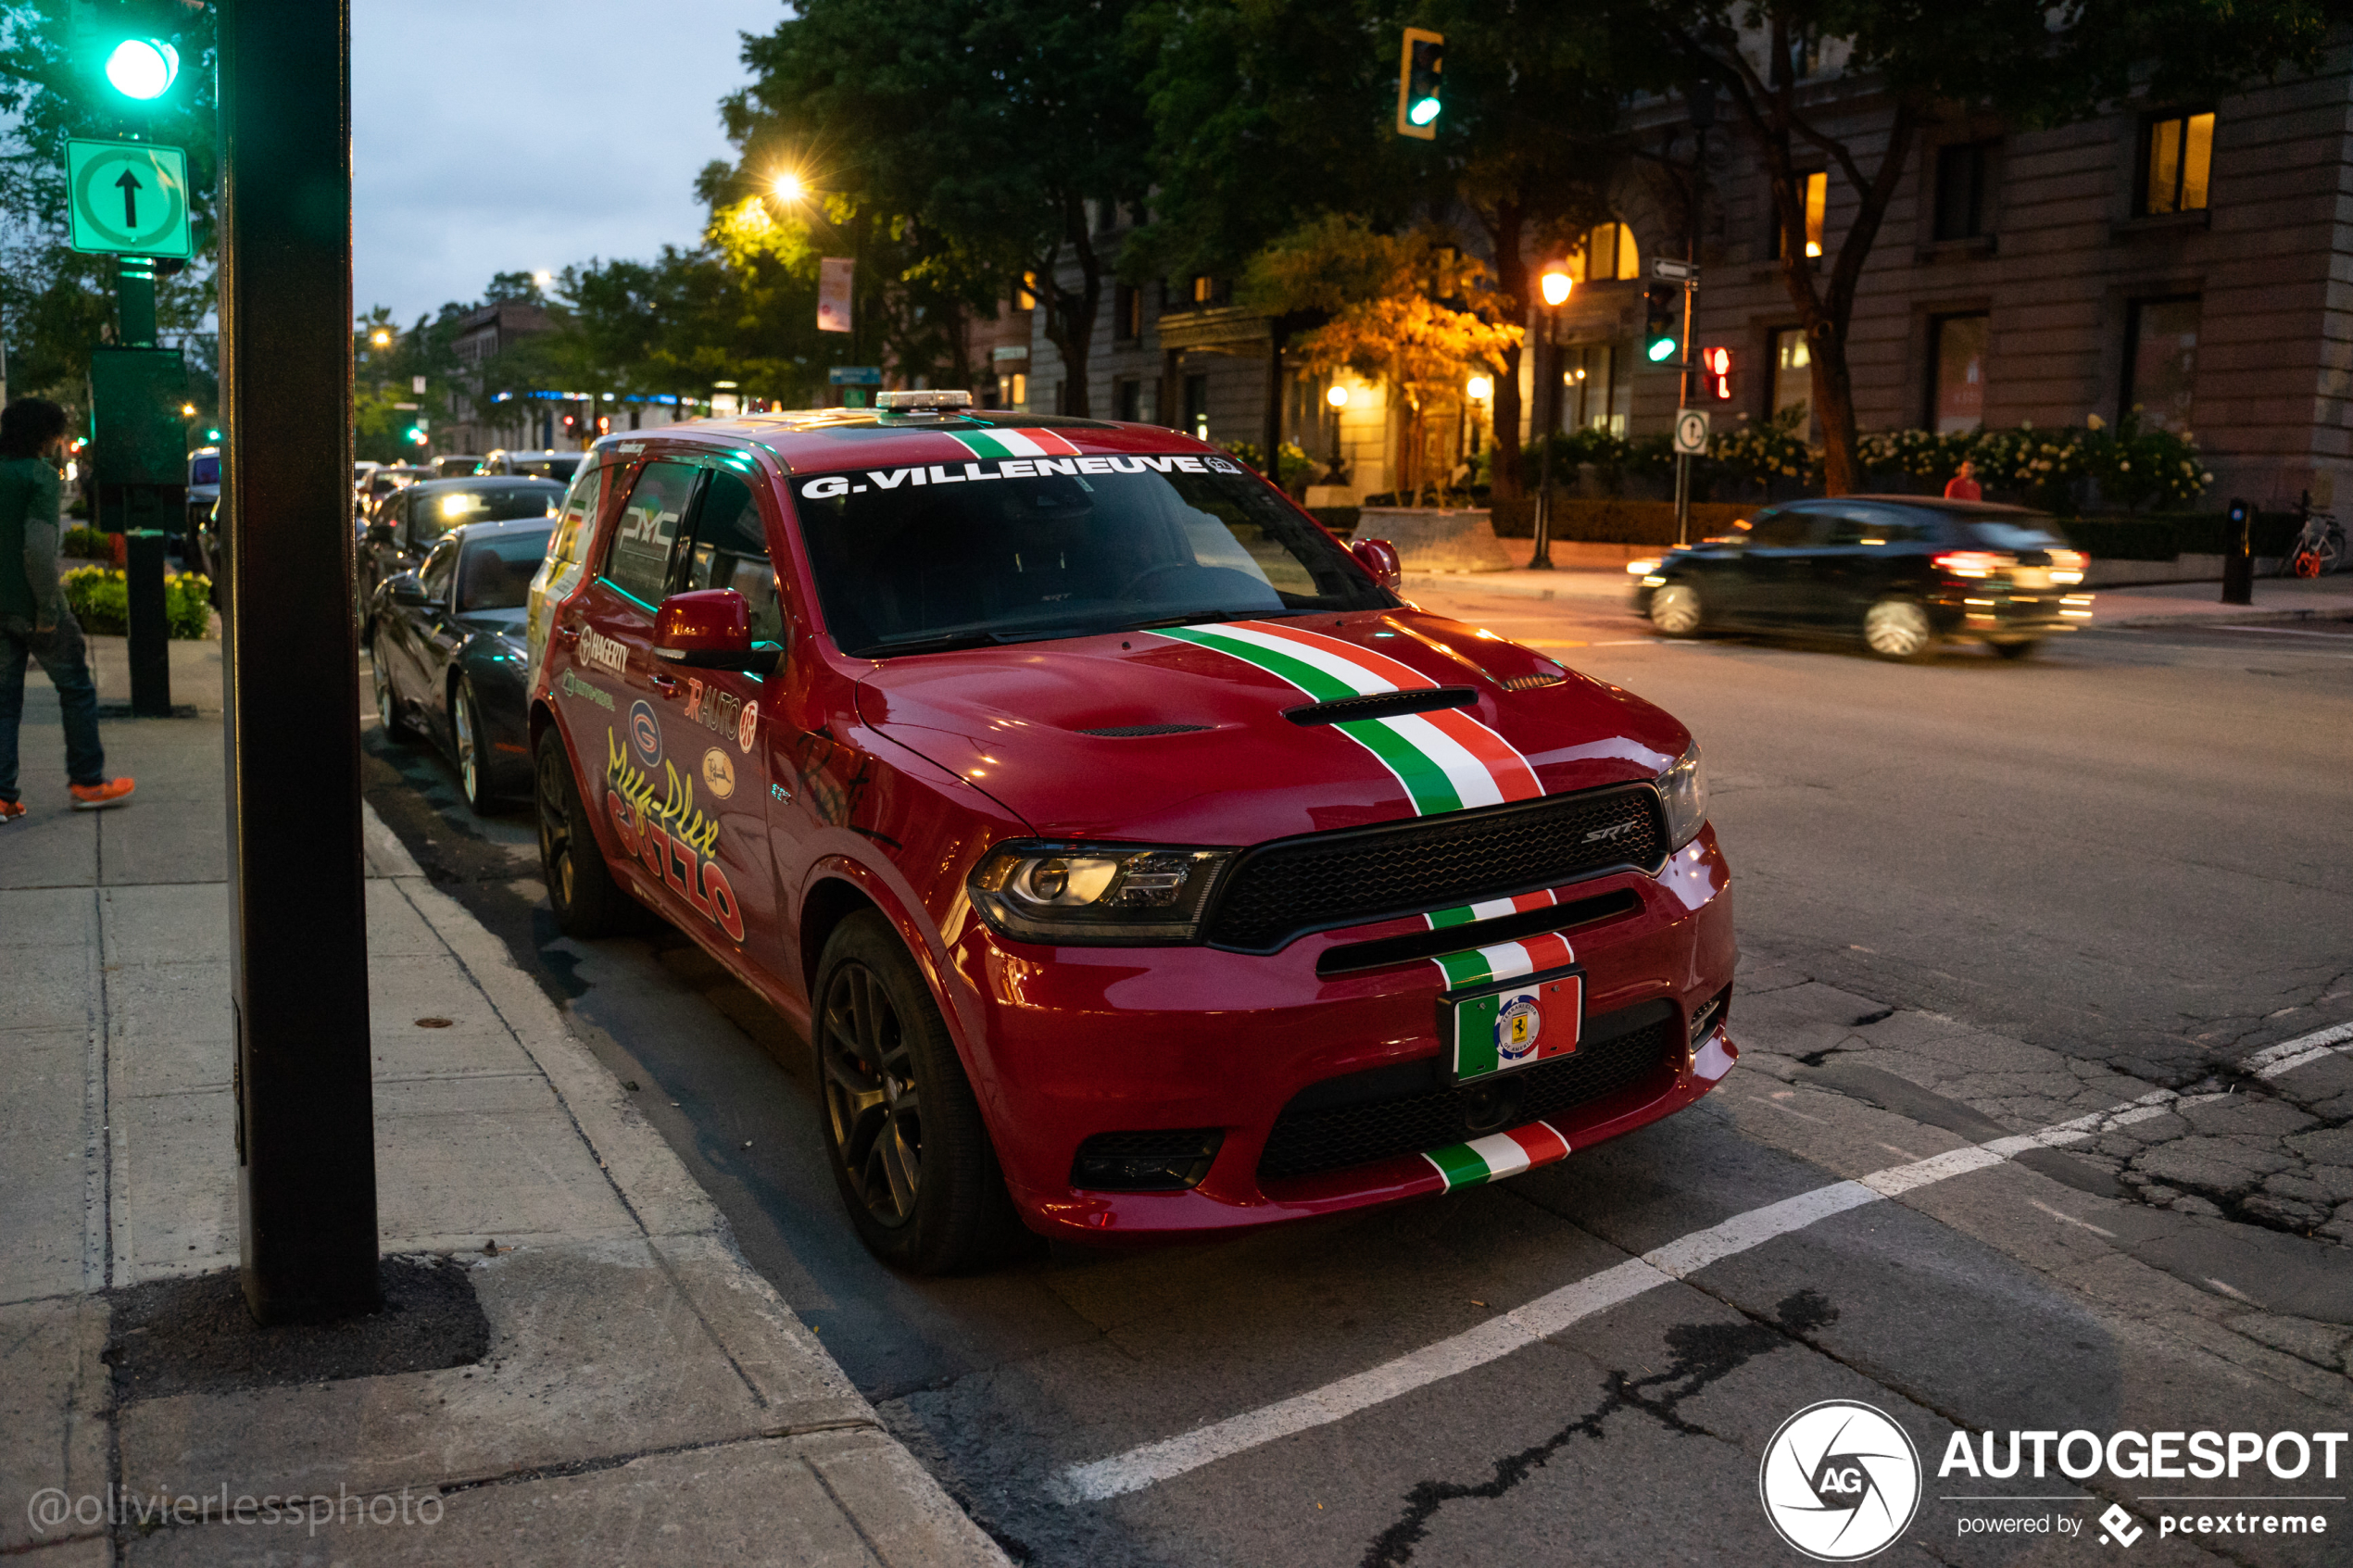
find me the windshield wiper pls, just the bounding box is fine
[1114,608,1256,633]
[857,630,1016,658]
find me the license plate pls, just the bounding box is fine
[1442,964,1583,1085]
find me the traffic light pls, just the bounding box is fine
[71,1,192,106]
[1702,346,1735,400]
[1396,28,1442,140]
[1644,284,1682,364]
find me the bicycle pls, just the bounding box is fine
[2285,506,2343,578]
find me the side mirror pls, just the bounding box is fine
[388,572,430,606]
[1350,536,1403,591]
[654,588,779,674]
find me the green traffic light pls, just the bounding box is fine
[206,428,221,441]
[1409,96,1441,126]
[1647,337,1679,363]
[104,38,179,100]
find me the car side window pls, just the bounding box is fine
[418,537,459,603]
[679,470,784,643]
[1748,510,1825,548]
[1823,507,1921,546]
[602,459,699,607]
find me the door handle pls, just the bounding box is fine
[553,622,580,643]
[650,673,679,695]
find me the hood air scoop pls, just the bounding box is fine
[1284,686,1479,727]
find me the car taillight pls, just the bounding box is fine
[2048,547,2087,583]
[1933,550,2008,579]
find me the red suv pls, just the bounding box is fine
[531,394,1738,1272]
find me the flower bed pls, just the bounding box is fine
[61,566,214,638]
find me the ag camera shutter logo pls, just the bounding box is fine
[1759,1400,1922,1561]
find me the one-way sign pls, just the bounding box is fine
[1653,257,1698,282]
[67,139,193,258]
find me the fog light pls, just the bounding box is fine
[1071,1129,1224,1191]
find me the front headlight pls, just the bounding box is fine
[1656,743,1708,851]
[969,842,1234,945]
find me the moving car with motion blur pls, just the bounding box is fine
[370,515,554,812]
[531,392,1737,1272]
[1629,496,2091,660]
[359,475,563,606]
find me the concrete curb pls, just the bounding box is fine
[2101,606,2353,630]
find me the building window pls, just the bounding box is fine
[2123,296,2199,433]
[1771,327,1812,425]
[1559,344,1626,435]
[1013,276,1038,311]
[1114,284,1142,343]
[1190,275,1216,307]
[1927,313,1989,433]
[1183,373,1209,440]
[1114,376,1142,421]
[1003,371,1027,411]
[1771,171,1827,259]
[1565,222,1639,283]
[1933,142,1995,241]
[2140,110,2214,215]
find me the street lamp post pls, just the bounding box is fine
[1529,268,1573,570]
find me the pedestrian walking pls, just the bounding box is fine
[1943,458,1982,501]
[0,397,135,822]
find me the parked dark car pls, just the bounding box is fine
[369,516,554,812]
[483,448,584,482]
[1629,496,2092,660]
[360,476,563,605]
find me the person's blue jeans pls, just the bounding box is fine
[0,610,107,802]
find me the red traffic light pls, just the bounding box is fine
[1702,345,1735,401]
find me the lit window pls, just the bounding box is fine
[1772,174,1828,259]
[2143,111,2214,215]
[1772,328,1811,425]
[1929,313,1988,434]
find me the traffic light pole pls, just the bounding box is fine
[219,0,381,1323]
[1673,276,1695,547]
[107,258,174,715]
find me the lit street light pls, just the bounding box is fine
[1531,267,1573,569]
[773,169,807,203]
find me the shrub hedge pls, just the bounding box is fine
[61,566,214,638]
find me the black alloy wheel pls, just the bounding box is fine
[813,911,1024,1273]
[535,728,642,937]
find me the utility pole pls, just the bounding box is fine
[219,0,380,1323]
[1671,84,1714,548]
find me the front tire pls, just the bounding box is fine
[814,911,1023,1274]
[371,644,414,744]
[1863,597,1937,662]
[535,727,643,937]
[1650,583,1703,637]
[454,679,495,814]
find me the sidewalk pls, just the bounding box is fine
[3,636,1007,1565]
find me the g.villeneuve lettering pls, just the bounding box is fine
[799,453,1239,499]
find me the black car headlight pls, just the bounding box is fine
[1657,744,1708,850]
[969,842,1233,945]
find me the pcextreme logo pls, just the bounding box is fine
[1759,1400,1923,1562]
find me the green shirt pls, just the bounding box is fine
[0,456,64,622]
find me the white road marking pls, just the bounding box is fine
[2243,1021,2353,1081]
[2029,1198,2116,1237]
[1054,1083,2184,1505]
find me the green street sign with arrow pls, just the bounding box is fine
[67,139,193,258]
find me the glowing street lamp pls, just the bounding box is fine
[1531,267,1575,570]
[1540,269,1572,307]
[1466,375,1492,403]
[370,328,392,348]
[1325,384,1350,409]
[772,170,807,204]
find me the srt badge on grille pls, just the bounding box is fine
[1582,821,1639,845]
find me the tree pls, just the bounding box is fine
[724,0,1150,412]
[1640,0,2331,494]
[1244,215,1521,501]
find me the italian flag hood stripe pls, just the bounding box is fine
[948,427,1084,459]
[1157,621,1541,817]
[1424,1121,1570,1191]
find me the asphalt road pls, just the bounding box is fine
[359,589,2353,1568]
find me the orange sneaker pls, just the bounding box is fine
[0,798,22,823]
[69,778,135,811]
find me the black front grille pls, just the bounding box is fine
[1257,1010,1678,1185]
[1206,784,1666,952]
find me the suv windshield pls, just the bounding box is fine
[789,453,1394,657]
[188,455,220,485]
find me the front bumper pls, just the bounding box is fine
[947,825,1738,1241]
